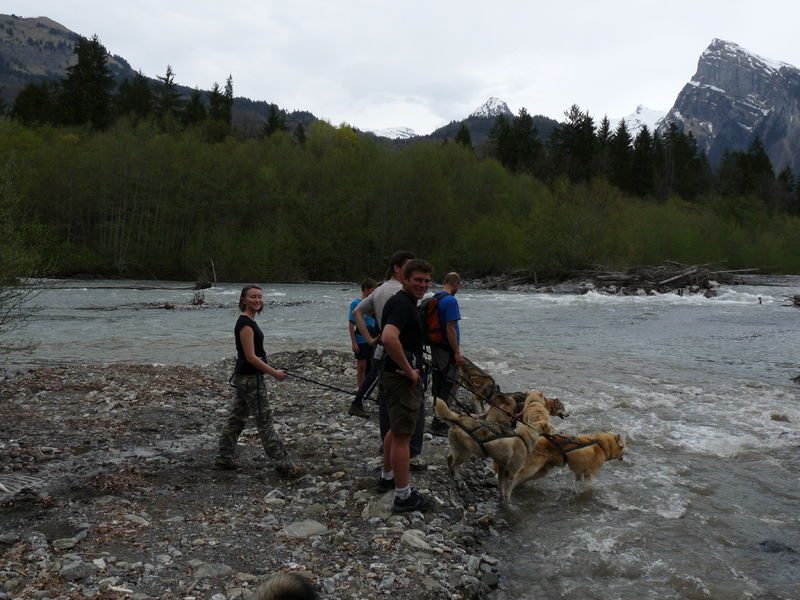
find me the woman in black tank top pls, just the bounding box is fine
[214,285,304,478]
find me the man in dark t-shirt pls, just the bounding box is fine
[380,259,434,513]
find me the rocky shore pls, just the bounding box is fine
[1,351,507,600]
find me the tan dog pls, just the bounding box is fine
[508,431,626,499]
[458,356,500,412]
[485,389,568,425]
[433,397,539,500]
[518,393,556,435]
[482,391,527,424]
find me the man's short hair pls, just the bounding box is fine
[443,272,461,285]
[403,258,433,280]
[360,277,378,292]
[385,250,416,280]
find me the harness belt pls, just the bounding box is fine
[542,433,603,464]
[450,419,526,457]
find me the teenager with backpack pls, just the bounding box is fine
[427,272,463,435]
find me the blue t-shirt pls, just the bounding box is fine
[349,298,377,344]
[436,292,461,346]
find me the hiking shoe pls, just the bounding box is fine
[392,489,433,514]
[347,402,370,419]
[275,463,306,479]
[377,476,395,491]
[213,458,239,471]
[409,455,428,472]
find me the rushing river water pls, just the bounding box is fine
[4,278,800,598]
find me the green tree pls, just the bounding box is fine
[455,122,472,150]
[153,65,182,121]
[548,104,596,182]
[294,122,306,145]
[609,119,633,192]
[0,155,44,342]
[263,104,287,137]
[207,82,225,121]
[632,125,655,197]
[184,88,207,125]
[11,81,59,125]
[594,115,612,178]
[60,34,114,129]
[488,113,512,167]
[510,108,542,174]
[223,75,234,125]
[115,70,152,120]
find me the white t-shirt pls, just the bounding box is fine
[353,278,402,328]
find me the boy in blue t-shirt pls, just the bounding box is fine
[348,278,378,410]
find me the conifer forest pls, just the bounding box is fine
[2,36,800,283]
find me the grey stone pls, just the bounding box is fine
[60,560,96,581]
[194,562,235,578]
[277,519,328,539]
[481,571,500,588]
[400,529,431,551]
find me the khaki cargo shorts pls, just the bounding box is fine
[382,371,423,435]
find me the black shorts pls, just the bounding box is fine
[354,342,371,361]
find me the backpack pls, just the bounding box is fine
[419,291,448,346]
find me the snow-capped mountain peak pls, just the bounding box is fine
[369,126,417,140]
[609,105,666,138]
[703,38,793,75]
[469,97,513,119]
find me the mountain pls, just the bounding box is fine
[0,13,135,97]
[0,13,317,135]
[469,96,513,119]
[661,38,800,173]
[609,105,665,138]
[427,97,559,147]
[369,126,417,140]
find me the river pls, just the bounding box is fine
[3,278,799,598]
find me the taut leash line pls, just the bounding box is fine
[282,369,358,397]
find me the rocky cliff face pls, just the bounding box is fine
[662,39,800,173]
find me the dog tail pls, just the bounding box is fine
[433,397,460,422]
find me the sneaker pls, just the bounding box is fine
[409,455,428,472]
[275,463,306,479]
[347,402,370,419]
[392,489,433,513]
[377,476,395,491]
[213,458,239,471]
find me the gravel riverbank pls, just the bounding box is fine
[1,350,507,600]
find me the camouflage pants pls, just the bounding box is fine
[217,374,290,466]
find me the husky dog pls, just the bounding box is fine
[255,573,318,600]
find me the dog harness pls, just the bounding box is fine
[542,433,605,465]
[450,420,522,457]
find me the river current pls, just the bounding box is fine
[4,278,800,598]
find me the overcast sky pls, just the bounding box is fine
[5,1,799,134]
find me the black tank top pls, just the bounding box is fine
[235,315,266,375]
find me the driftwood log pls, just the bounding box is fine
[472,262,759,294]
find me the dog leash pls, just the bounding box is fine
[433,366,542,434]
[281,369,358,397]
